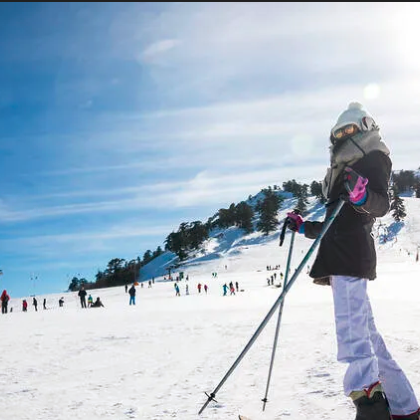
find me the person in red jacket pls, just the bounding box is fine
[1,290,10,314]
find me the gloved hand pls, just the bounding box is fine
[286,212,304,233]
[344,167,368,205]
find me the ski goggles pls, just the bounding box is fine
[331,116,378,145]
[331,123,359,143]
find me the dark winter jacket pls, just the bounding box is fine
[91,298,104,308]
[129,286,136,297]
[304,150,391,285]
[78,289,87,299]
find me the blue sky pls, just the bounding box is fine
[1,2,420,297]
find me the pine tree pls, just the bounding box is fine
[295,184,309,215]
[414,181,420,198]
[256,190,281,235]
[392,170,416,193]
[217,203,236,228]
[390,185,406,222]
[310,180,326,204]
[282,179,301,195]
[235,201,254,233]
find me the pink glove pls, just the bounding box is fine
[344,167,368,204]
[287,212,304,233]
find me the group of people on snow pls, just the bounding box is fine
[77,286,105,308]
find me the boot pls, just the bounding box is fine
[350,382,391,420]
[392,408,420,419]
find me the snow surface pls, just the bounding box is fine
[2,197,420,420]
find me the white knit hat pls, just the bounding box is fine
[331,102,377,134]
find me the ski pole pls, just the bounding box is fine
[198,198,345,415]
[262,213,297,411]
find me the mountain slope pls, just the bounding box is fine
[141,195,420,282]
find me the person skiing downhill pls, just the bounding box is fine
[287,102,420,420]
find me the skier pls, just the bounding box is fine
[204,284,208,294]
[59,297,64,307]
[185,284,189,295]
[32,296,38,312]
[129,284,136,305]
[197,283,202,294]
[1,290,10,314]
[78,286,87,308]
[43,298,47,310]
[22,299,28,312]
[287,102,420,419]
[222,283,228,296]
[174,283,180,296]
[235,281,239,293]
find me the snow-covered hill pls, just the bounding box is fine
[2,196,420,420]
[141,193,420,283]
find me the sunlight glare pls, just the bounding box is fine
[392,4,420,71]
[363,84,381,100]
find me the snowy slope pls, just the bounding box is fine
[1,197,420,420]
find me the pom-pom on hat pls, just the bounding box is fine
[331,102,378,134]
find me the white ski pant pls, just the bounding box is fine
[331,275,419,416]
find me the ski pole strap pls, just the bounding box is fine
[279,217,288,247]
[279,209,301,247]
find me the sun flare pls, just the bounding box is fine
[392,3,420,71]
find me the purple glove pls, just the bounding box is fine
[344,167,368,204]
[287,212,304,233]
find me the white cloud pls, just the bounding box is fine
[141,39,181,63]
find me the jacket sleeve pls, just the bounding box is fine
[303,221,324,240]
[352,151,392,217]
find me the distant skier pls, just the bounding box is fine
[222,283,228,296]
[33,297,38,312]
[78,286,87,308]
[129,284,136,305]
[197,283,202,294]
[22,299,28,312]
[185,284,189,295]
[174,283,180,296]
[59,297,64,307]
[43,298,47,310]
[204,284,208,294]
[286,102,420,419]
[1,290,10,314]
[235,281,239,293]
